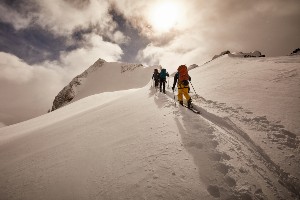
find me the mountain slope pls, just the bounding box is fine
[187,55,300,194]
[190,55,300,135]
[1,56,299,199]
[51,59,151,111]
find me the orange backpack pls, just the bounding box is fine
[178,65,189,81]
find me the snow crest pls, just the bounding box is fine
[212,50,265,60]
[51,59,153,111]
[51,58,106,111]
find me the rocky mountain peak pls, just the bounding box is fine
[50,58,106,111]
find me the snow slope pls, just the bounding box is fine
[187,55,300,192]
[189,55,300,135]
[0,56,299,199]
[70,62,152,103]
[51,59,151,111]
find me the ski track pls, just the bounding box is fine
[158,86,300,200]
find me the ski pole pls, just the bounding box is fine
[173,91,177,106]
[189,81,199,98]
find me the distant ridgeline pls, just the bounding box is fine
[177,48,300,75]
[177,50,266,74]
[212,50,265,60]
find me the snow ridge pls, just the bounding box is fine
[51,58,106,111]
[51,59,151,111]
[121,63,143,73]
[212,50,265,61]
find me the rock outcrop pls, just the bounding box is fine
[290,48,300,56]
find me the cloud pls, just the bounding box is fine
[33,0,111,35]
[0,33,123,125]
[0,53,34,83]
[114,0,300,69]
[0,0,127,43]
[0,121,6,128]
[0,3,33,30]
[59,33,123,76]
[0,52,63,125]
[137,34,211,73]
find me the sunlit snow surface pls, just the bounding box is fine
[0,56,299,199]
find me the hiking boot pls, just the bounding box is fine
[187,98,192,108]
[179,101,183,106]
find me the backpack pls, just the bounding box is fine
[178,65,189,81]
[160,68,168,79]
[153,69,159,80]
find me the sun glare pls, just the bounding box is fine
[149,1,181,33]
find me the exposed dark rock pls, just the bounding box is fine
[212,50,231,60]
[290,48,300,55]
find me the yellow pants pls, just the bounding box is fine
[178,82,190,102]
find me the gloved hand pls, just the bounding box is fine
[172,87,174,91]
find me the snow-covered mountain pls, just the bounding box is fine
[0,55,299,200]
[51,59,151,111]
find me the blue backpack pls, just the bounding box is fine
[160,69,168,79]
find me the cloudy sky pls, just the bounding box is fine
[0,0,300,126]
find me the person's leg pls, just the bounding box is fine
[178,84,184,105]
[183,87,191,100]
[183,87,192,107]
[163,80,166,93]
[159,79,162,92]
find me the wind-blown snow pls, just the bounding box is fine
[0,55,299,199]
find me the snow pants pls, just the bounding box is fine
[160,78,166,93]
[178,82,191,102]
[154,79,159,87]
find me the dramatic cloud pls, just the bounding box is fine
[136,31,208,67]
[58,33,123,74]
[0,3,33,30]
[0,0,127,44]
[114,0,300,70]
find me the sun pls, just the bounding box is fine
[148,1,181,33]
